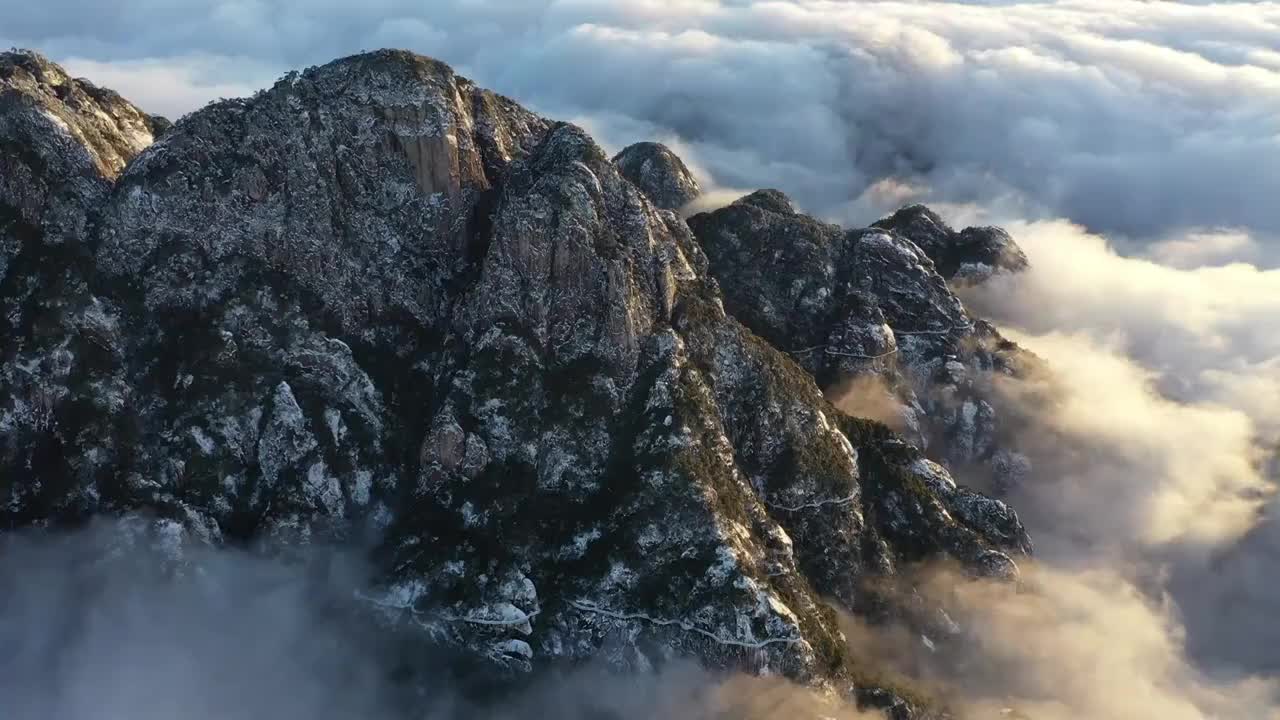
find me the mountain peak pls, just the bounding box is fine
[874,203,1028,282]
[689,193,1038,501]
[735,188,798,215]
[1,48,61,82]
[1,48,164,187]
[2,49,1032,717]
[612,141,701,210]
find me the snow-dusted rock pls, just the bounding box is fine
[612,141,701,211]
[0,50,163,520]
[688,191,1042,509]
[873,204,1028,285]
[1,49,1028,717]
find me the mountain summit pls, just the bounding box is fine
[0,49,1032,718]
[613,141,702,210]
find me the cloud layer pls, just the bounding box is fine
[953,217,1280,709]
[963,221,1280,552]
[0,519,886,720]
[5,0,1279,245]
[918,564,1280,720]
[6,1,1280,717]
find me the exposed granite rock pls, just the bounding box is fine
[688,191,1042,498]
[612,141,701,211]
[0,50,164,184]
[0,49,1029,718]
[0,49,163,522]
[873,204,1028,286]
[96,49,551,332]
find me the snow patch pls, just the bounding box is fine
[189,426,216,455]
[910,457,958,493]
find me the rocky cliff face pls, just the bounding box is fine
[687,192,1042,498]
[0,49,166,522]
[0,49,1032,717]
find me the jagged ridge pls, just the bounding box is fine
[687,190,1042,495]
[0,48,1032,717]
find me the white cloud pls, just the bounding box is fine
[956,218,1280,690]
[919,564,1280,720]
[3,0,1277,243]
[58,55,277,119]
[965,219,1280,424]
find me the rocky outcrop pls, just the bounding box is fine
[0,50,164,521]
[873,204,1028,286]
[612,141,701,210]
[0,49,1030,716]
[688,191,1041,496]
[0,49,161,288]
[96,49,552,332]
[0,50,164,184]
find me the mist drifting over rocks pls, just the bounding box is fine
[2,2,1279,719]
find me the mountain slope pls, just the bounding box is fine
[0,49,1030,716]
[0,50,165,520]
[688,192,1042,495]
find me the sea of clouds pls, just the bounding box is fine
[4,1,1280,718]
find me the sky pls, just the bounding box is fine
[5,1,1280,718]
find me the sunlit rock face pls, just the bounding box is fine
[0,48,1031,718]
[613,141,702,211]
